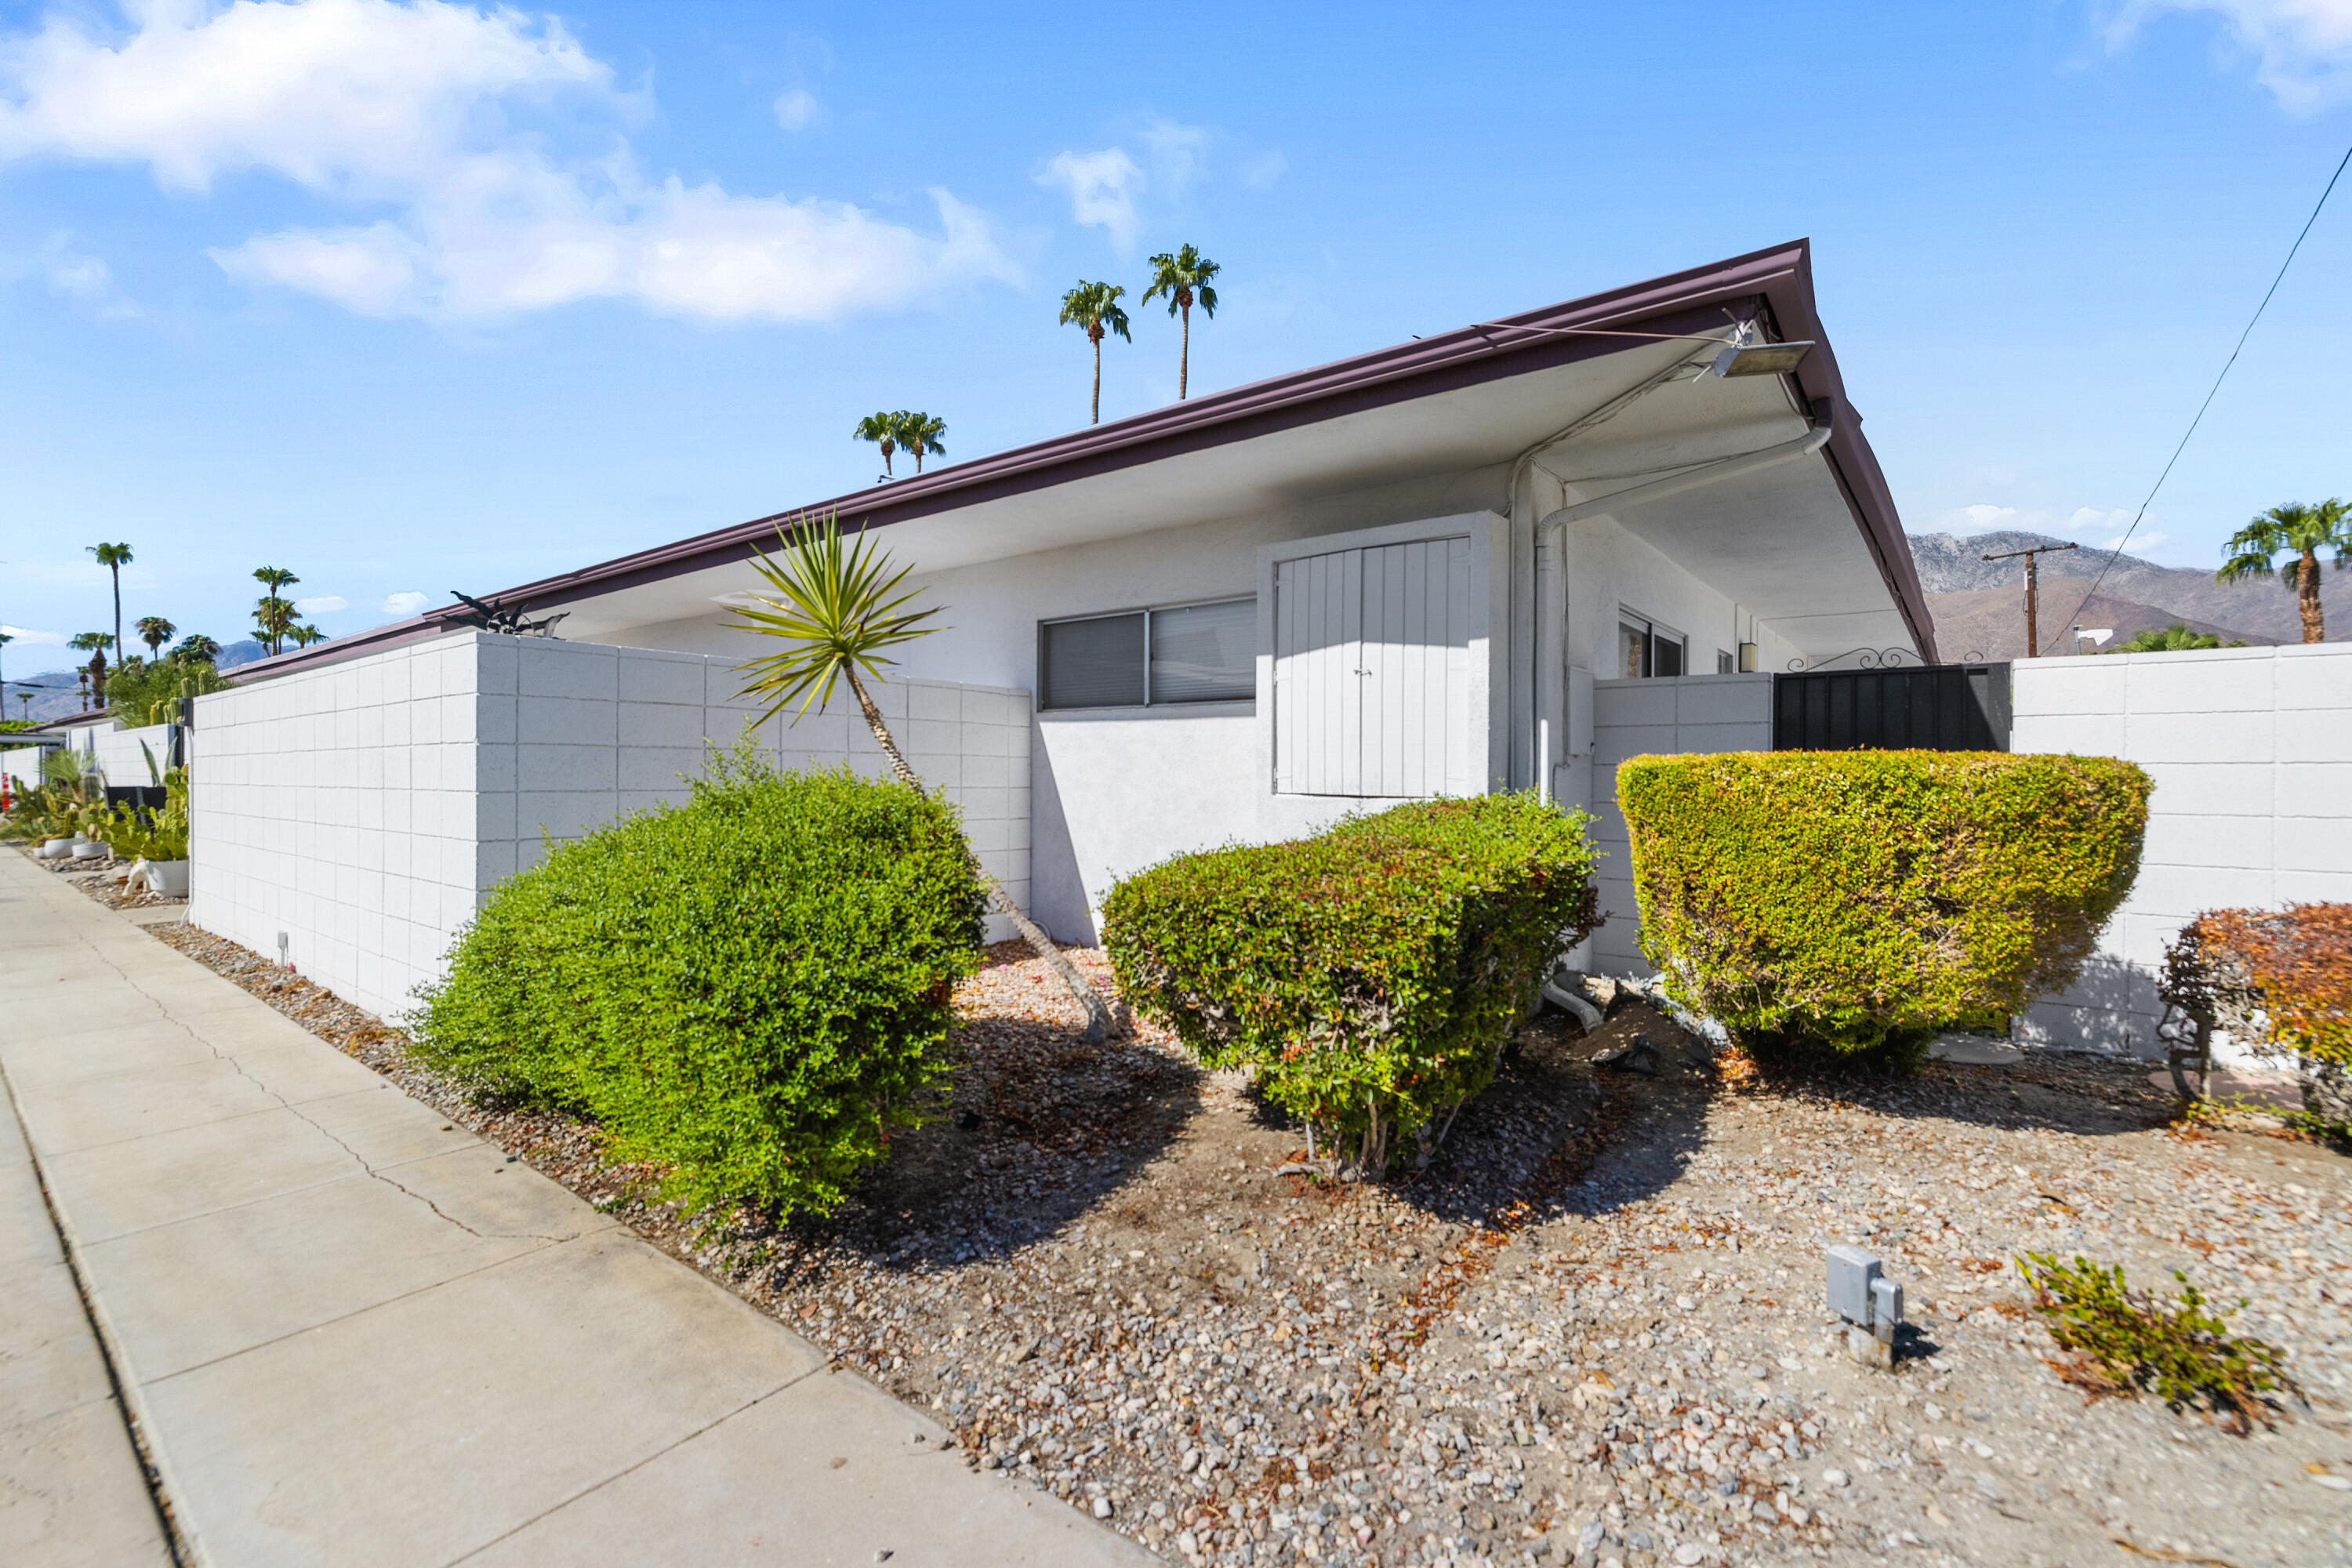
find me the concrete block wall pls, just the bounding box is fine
[2009,642,2352,1058]
[87,721,177,787]
[1583,673,1773,973]
[191,631,1031,1025]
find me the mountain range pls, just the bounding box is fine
[1906,531,2335,659]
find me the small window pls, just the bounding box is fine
[1617,612,1686,679]
[1041,597,1255,710]
[1717,648,1736,674]
[1041,613,1145,708]
[1149,598,1256,703]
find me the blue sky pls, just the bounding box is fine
[2,0,2348,677]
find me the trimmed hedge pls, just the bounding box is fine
[1104,795,1599,1174]
[1617,751,2150,1056]
[2163,903,2352,1123]
[411,749,985,1222]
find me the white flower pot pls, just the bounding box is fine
[146,860,190,897]
[71,841,107,861]
[37,838,74,860]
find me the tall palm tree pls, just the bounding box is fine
[855,412,900,479]
[900,412,946,474]
[172,633,222,665]
[252,567,299,655]
[136,615,176,657]
[87,542,132,661]
[287,624,327,649]
[2219,499,2350,644]
[69,631,111,706]
[1058,281,1131,426]
[1140,244,1220,400]
[727,511,1120,1044]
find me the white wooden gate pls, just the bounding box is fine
[1272,535,1473,796]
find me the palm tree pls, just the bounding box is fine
[0,631,11,713]
[1058,281,1131,426]
[172,633,222,665]
[87,542,132,661]
[727,511,1120,1044]
[1140,244,1221,400]
[2218,499,2350,644]
[68,631,111,706]
[900,412,946,474]
[252,567,299,655]
[288,624,327,648]
[136,615,176,657]
[855,412,899,479]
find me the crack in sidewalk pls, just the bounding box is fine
[57,910,572,1246]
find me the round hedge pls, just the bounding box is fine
[1617,750,2150,1054]
[412,750,985,1222]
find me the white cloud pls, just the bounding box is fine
[1239,149,1287,190]
[1039,147,1145,252]
[1137,117,1209,198]
[0,624,64,647]
[379,590,429,615]
[773,88,817,131]
[2107,0,2352,111]
[0,1,1016,322]
[293,595,347,613]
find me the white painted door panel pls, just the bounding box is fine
[1275,534,1470,797]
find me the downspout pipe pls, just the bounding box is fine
[1530,403,1836,808]
[1536,406,1836,533]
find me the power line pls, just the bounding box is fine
[2044,138,2352,653]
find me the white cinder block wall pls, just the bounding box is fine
[191,632,1031,1024]
[88,721,177,786]
[1581,673,1774,974]
[2010,642,2352,1058]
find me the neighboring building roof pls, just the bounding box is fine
[239,238,1932,677]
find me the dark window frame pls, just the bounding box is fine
[1038,595,1258,711]
[1617,608,1687,680]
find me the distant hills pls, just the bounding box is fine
[1907,530,2334,659]
[4,637,272,726]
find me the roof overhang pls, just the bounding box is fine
[235,238,1933,679]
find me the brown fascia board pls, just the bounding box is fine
[244,238,1933,679]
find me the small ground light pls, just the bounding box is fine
[1827,1244,1904,1367]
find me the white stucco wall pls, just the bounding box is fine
[190,631,1031,1024]
[2010,642,2352,1058]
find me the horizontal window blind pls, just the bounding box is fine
[1148,598,1254,703]
[1041,613,1145,709]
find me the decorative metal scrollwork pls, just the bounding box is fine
[445,590,569,639]
[1784,646,1917,672]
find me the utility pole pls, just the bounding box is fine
[1981,541,2078,657]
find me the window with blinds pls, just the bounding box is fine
[1039,598,1254,710]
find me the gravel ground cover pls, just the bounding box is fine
[31,846,2351,1568]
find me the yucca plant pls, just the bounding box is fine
[727,511,1118,1043]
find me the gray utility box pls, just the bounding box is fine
[1827,1245,1904,1344]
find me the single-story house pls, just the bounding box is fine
[234,238,1931,955]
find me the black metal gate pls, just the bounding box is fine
[1773,662,2011,752]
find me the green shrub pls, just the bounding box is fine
[2019,1252,2296,1432]
[101,656,232,728]
[411,747,985,1223]
[1104,794,1599,1175]
[1618,751,2149,1057]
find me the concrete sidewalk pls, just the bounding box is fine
[0,851,1145,1566]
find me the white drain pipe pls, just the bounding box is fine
[1531,408,1837,804]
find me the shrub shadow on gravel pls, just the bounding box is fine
[767,997,1205,1280]
[1723,1049,2174,1144]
